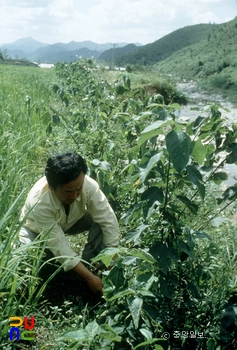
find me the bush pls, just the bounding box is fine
[209,74,234,89]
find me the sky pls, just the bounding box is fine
[0,0,237,45]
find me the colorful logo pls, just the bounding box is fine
[9,316,35,341]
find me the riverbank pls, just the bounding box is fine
[177,81,237,187]
[177,81,237,125]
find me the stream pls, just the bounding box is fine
[177,81,237,187]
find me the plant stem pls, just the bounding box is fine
[197,196,237,230]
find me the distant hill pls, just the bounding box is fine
[155,17,237,87]
[0,37,139,63]
[114,23,217,66]
[0,37,48,56]
[29,45,101,63]
[55,41,131,52]
[98,44,139,63]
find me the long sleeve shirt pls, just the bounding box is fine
[20,175,119,271]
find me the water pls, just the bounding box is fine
[177,81,237,187]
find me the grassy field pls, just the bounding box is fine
[0,63,237,349]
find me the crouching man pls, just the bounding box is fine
[19,151,119,295]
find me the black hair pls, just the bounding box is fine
[45,152,88,189]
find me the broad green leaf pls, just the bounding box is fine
[166,247,179,262]
[129,248,156,263]
[122,256,137,265]
[139,290,156,297]
[197,182,205,200]
[147,102,164,109]
[137,273,157,289]
[226,144,237,163]
[139,328,153,340]
[155,107,170,120]
[106,288,135,301]
[122,202,143,224]
[186,232,195,251]
[206,338,217,350]
[91,159,110,171]
[169,103,181,111]
[141,187,164,204]
[59,329,88,341]
[193,231,211,240]
[149,241,178,271]
[192,140,207,164]
[100,324,122,342]
[139,152,163,183]
[179,241,192,256]
[107,140,115,152]
[92,247,119,267]
[46,123,52,135]
[141,186,164,218]
[133,339,164,349]
[85,320,100,340]
[222,185,237,201]
[187,164,202,185]
[78,119,86,132]
[51,84,59,93]
[52,114,60,124]
[211,172,228,185]
[107,265,126,289]
[158,254,171,274]
[138,120,172,146]
[187,165,205,199]
[116,85,125,95]
[176,195,198,215]
[166,130,193,173]
[127,296,143,329]
[160,277,174,298]
[126,224,149,243]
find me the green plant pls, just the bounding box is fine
[43,59,237,349]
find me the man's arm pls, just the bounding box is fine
[73,261,103,294]
[86,180,120,248]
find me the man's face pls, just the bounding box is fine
[51,172,85,205]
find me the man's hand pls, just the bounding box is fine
[86,275,103,294]
[73,261,103,294]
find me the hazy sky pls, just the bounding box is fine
[0,0,236,45]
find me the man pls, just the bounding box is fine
[19,152,119,295]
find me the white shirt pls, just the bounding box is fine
[20,175,119,270]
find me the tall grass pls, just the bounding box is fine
[0,65,93,349]
[0,65,57,346]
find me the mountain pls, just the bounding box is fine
[0,37,138,63]
[0,37,48,54]
[114,23,217,66]
[29,46,101,63]
[155,17,237,87]
[98,44,139,63]
[54,41,131,52]
[28,44,68,62]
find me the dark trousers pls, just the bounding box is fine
[20,214,105,292]
[66,212,105,262]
